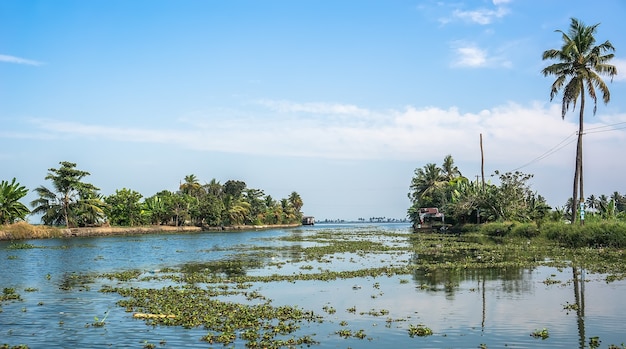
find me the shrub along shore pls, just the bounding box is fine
[0,222,301,241]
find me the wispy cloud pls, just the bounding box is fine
[256,99,371,116]
[24,99,624,171]
[452,7,509,25]
[0,54,43,66]
[450,43,511,68]
[492,0,512,6]
[453,45,487,67]
[442,0,511,25]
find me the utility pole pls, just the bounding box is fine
[480,133,485,189]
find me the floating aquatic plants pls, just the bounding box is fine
[322,305,336,314]
[141,341,156,349]
[6,243,37,250]
[408,324,433,337]
[361,309,389,316]
[530,328,549,339]
[563,301,579,312]
[111,284,322,347]
[91,310,109,327]
[542,277,561,285]
[59,272,94,291]
[589,336,601,348]
[101,270,142,281]
[1,288,22,302]
[336,328,367,339]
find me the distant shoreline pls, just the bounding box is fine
[0,223,301,241]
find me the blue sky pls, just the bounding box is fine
[1,0,625,222]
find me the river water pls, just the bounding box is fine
[1,223,625,348]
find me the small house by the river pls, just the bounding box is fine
[302,216,315,225]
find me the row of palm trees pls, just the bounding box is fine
[0,161,304,228]
[583,192,625,219]
[176,174,304,227]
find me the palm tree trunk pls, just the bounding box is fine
[578,90,585,225]
[571,158,579,224]
[63,194,71,228]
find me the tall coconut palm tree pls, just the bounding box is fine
[288,192,303,214]
[204,178,223,198]
[441,154,462,182]
[598,194,609,212]
[542,17,617,224]
[180,174,202,198]
[409,163,445,207]
[610,191,624,213]
[586,194,599,211]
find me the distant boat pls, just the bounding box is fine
[302,216,315,225]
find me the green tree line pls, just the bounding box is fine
[408,154,626,227]
[1,161,304,228]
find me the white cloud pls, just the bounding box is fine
[256,99,371,116]
[440,0,511,26]
[452,7,509,25]
[453,45,487,67]
[26,100,625,172]
[450,42,512,68]
[0,54,43,66]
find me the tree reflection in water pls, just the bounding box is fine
[573,266,586,349]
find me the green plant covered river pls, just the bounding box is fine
[1,223,625,348]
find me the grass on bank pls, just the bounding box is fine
[0,222,63,240]
[458,220,626,248]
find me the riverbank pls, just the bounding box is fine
[0,222,302,240]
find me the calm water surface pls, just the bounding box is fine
[1,223,625,348]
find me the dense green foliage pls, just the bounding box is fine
[408,156,551,225]
[10,161,303,228]
[104,188,144,226]
[0,178,30,224]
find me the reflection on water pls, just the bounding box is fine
[1,223,625,348]
[412,267,535,299]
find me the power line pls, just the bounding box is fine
[510,132,577,172]
[509,120,626,172]
[585,124,626,135]
[584,120,626,132]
